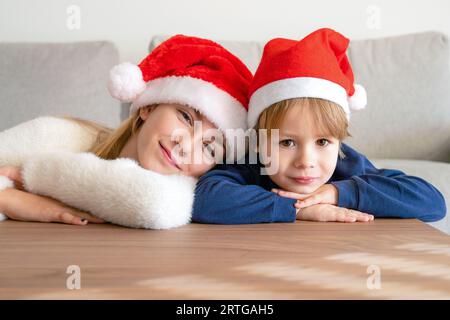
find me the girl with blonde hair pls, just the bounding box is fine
[0,34,252,229]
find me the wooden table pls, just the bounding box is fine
[1,219,449,299]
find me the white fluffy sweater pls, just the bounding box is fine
[0,117,197,229]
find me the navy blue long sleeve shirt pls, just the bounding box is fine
[193,143,446,224]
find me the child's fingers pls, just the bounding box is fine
[272,188,308,200]
[344,210,374,222]
[295,195,322,208]
[352,211,374,222]
[71,210,106,224]
[335,211,357,223]
[55,212,88,226]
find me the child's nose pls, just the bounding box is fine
[293,152,315,169]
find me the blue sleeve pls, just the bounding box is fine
[330,144,447,222]
[192,164,297,224]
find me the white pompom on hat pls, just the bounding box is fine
[348,83,367,111]
[108,62,146,103]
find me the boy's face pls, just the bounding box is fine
[266,106,340,194]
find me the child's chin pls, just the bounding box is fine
[287,183,320,195]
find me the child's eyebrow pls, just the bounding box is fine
[280,131,333,139]
[314,133,335,138]
[193,109,203,120]
[279,130,320,137]
[279,131,300,137]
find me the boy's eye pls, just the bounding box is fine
[280,139,295,147]
[179,109,193,126]
[317,138,330,147]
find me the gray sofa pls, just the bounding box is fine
[1,32,449,234]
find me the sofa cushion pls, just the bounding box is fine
[372,159,450,235]
[0,41,122,131]
[150,32,450,162]
[347,32,450,163]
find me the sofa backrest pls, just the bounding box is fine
[0,41,122,131]
[150,32,450,162]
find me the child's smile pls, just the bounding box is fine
[290,176,318,185]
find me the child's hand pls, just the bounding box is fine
[0,188,105,225]
[296,204,374,223]
[272,184,338,210]
[0,165,24,190]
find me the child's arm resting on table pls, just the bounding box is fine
[330,144,447,222]
[193,164,297,224]
[0,187,104,225]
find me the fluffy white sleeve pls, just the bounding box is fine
[0,116,98,167]
[21,151,197,229]
[0,116,99,221]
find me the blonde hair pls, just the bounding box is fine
[255,98,351,158]
[61,105,155,160]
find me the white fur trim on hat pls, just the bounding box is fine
[130,76,248,159]
[348,84,367,111]
[130,76,248,132]
[248,77,352,129]
[108,62,147,102]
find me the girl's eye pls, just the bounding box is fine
[317,138,330,147]
[179,109,193,126]
[280,139,295,147]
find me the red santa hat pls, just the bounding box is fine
[247,28,367,128]
[108,35,253,136]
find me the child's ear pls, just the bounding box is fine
[139,106,150,121]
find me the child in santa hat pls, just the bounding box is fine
[0,34,252,229]
[193,28,446,224]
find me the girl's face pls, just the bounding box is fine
[266,106,340,194]
[125,103,222,178]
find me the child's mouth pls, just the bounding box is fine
[159,142,181,170]
[291,176,317,185]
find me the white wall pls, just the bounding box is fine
[1,0,449,63]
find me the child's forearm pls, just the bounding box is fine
[334,143,446,222]
[331,174,446,222]
[193,171,297,224]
